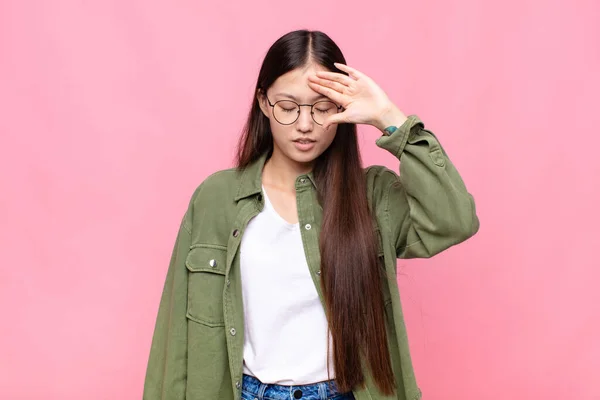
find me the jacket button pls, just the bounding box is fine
[230,328,236,336]
[293,389,303,398]
[316,270,321,276]
[299,178,306,184]
[305,224,311,230]
[233,229,240,237]
[235,381,241,389]
[209,259,217,267]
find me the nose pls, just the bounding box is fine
[296,105,314,131]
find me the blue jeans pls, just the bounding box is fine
[241,373,355,400]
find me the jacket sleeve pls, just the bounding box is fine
[143,211,192,400]
[374,114,480,259]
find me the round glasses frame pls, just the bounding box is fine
[265,95,343,126]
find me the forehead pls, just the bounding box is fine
[270,64,331,100]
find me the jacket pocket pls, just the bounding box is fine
[185,244,228,327]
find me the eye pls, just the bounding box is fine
[315,104,336,113]
[314,101,337,114]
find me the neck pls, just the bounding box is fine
[262,150,313,192]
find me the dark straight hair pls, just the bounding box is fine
[235,29,395,396]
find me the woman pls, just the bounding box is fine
[143,29,479,400]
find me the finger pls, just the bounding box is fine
[307,81,346,105]
[307,76,347,94]
[313,71,354,87]
[323,112,348,130]
[333,63,363,80]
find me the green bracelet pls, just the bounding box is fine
[383,126,399,136]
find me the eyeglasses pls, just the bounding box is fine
[265,95,343,126]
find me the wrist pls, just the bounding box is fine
[374,104,408,133]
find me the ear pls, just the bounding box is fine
[256,88,270,119]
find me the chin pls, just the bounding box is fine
[293,155,318,164]
[288,150,319,164]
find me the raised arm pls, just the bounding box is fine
[375,114,479,258]
[307,62,479,259]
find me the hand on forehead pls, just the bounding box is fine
[270,65,334,103]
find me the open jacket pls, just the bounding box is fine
[143,115,480,400]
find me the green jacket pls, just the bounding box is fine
[143,115,480,400]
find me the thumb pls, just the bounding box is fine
[323,112,347,130]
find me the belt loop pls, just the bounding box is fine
[257,381,267,399]
[318,381,327,400]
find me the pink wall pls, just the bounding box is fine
[1,1,598,399]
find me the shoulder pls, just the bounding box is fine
[363,164,406,216]
[364,164,398,181]
[180,166,243,238]
[363,165,401,193]
[187,167,241,207]
[194,167,240,195]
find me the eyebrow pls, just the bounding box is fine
[274,92,329,102]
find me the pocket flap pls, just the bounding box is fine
[185,245,227,275]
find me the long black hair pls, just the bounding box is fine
[235,29,395,396]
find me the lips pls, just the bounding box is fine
[293,139,316,151]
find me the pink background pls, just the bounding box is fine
[1,1,599,399]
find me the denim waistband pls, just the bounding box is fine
[241,373,354,400]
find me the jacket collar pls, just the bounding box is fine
[234,152,317,202]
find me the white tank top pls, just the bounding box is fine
[240,185,335,384]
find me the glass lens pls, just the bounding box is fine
[311,101,338,125]
[273,101,300,124]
